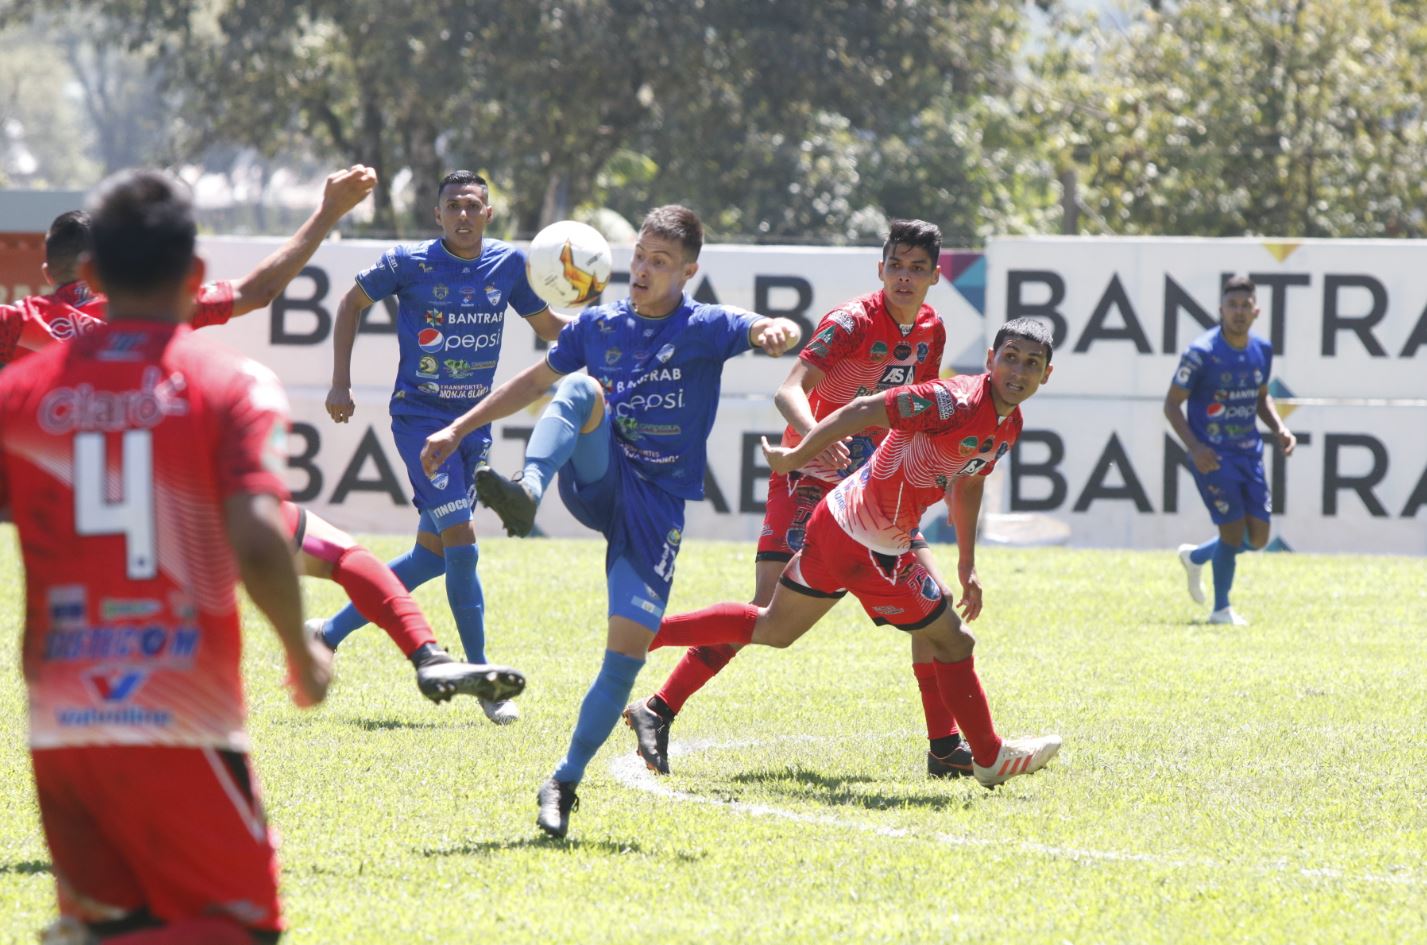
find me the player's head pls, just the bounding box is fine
[878,219,942,312]
[434,170,493,258]
[986,316,1054,411]
[630,205,702,317]
[1219,273,1259,337]
[79,169,204,318]
[43,210,92,285]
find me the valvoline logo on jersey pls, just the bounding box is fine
[418,328,444,353]
[81,666,150,704]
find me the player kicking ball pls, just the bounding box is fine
[648,318,1063,789]
[421,205,801,838]
[1164,275,1296,626]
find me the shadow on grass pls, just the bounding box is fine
[346,718,466,732]
[727,765,973,811]
[419,837,665,857]
[0,860,51,876]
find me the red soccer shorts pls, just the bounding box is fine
[784,500,947,631]
[32,745,284,933]
[757,471,833,562]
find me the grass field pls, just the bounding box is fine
[2,529,1425,944]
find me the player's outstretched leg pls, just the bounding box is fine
[972,735,1063,788]
[317,515,447,649]
[411,643,527,705]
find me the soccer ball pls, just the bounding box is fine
[526,220,613,308]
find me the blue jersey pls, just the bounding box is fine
[355,237,547,420]
[1172,326,1272,456]
[546,295,763,501]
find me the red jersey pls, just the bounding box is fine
[826,373,1022,554]
[0,280,236,367]
[787,290,945,482]
[0,321,290,750]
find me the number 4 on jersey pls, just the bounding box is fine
[74,429,157,580]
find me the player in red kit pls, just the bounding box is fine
[0,170,329,944]
[624,220,975,779]
[647,318,1063,789]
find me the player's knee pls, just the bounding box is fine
[557,373,602,411]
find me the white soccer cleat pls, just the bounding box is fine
[481,698,520,725]
[1177,543,1206,604]
[973,734,1062,788]
[40,918,95,945]
[1208,607,1248,626]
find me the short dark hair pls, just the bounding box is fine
[993,316,1055,364]
[639,205,703,262]
[882,219,942,263]
[45,210,92,275]
[437,170,489,201]
[1222,274,1256,299]
[86,170,196,294]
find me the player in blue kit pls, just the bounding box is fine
[320,170,567,723]
[421,205,801,838]
[1164,275,1296,626]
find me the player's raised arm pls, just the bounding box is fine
[325,282,376,423]
[751,316,802,356]
[422,358,564,477]
[762,392,888,475]
[224,492,332,706]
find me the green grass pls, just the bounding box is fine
[2,529,1426,944]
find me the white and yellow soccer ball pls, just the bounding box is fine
[525,220,613,309]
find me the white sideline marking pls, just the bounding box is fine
[610,737,1425,889]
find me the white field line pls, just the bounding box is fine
[609,737,1426,890]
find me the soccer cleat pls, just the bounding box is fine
[536,777,579,839]
[39,919,95,945]
[1177,543,1206,604]
[480,698,521,725]
[927,743,975,779]
[972,734,1063,788]
[306,617,335,652]
[415,660,526,705]
[474,467,539,538]
[623,698,673,775]
[1208,606,1248,626]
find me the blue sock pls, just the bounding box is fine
[443,543,486,663]
[322,543,445,648]
[522,376,598,503]
[1211,541,1239,611]
[1189,538,1217,566]
[553,650,645,784]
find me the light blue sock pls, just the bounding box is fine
[443,543,486,663]
[1211,541,1239,611]
[322,542,445,648]
[1189,538,1217,566]
[553,650,645,784]
[522,376,599,503]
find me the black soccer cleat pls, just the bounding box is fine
[415,651,526,705]
[927,743,975,779]
[536,777,579,839]
[474,467,539,538]
[623,698,673,775]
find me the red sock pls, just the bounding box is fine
[106,917,257,945]
[649,603,758,651]
[331,546,437,657]
[656,644,738,713]
[912,662,960,741]
[932,656,1002,767]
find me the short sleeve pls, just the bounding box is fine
[800,305,866,373]
[507,249,550,318]
[355,246,404,303]
[545,317,587,376]
[215,360,292,501]
[721,306,761,360]
[1173,345,1205,391]
[883,379,969,435]
[190,281,236,328]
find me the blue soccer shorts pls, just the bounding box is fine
[1192,450,1271,526]
[391,412,492,533]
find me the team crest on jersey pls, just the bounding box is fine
[896,392,933,417]
[430,470,450,489]
[432,284,450,301]
[424,308,443,326]
[417,261,434,273]
[418,329,444,353]
[485,284,502,306]
[605,347,623,366]
[894,343,912,361]
[869,342,889,363]
[1214,499,1231,515]
[666,528,682,547]
[979,436,994,453]
[417,355,439,378]
[959,435,978,455]
[1253,369,1263,384]
[655,344,676,364]
[916,342,929,363]
[82,667,150,704]
[920,576,941,601]
[459,286,478,306]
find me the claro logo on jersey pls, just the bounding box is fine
[38,366,190,435]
